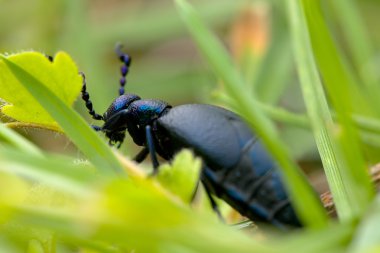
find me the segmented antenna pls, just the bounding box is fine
[80,72,103,120]
[44,54,54,62]
[115,43,132,96]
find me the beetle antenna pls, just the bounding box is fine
[115,43,131,96]
[80,72,103,120]
[44,54,54,62]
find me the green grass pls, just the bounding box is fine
[0,0,380,252]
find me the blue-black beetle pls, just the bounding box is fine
[80,45,302,228]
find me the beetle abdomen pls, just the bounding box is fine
[202,138,302,227]
[156,104,302,227]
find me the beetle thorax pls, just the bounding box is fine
[128,99,171,127]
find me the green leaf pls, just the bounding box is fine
[157,150,201,203]
[0,54,124,176]
[0,51,81,127]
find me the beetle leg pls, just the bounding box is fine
[203,182,225,222]
[91,125,102,131]
[145,125,160,174]
[133,147,149,163]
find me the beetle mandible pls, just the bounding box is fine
[80,44,302,228]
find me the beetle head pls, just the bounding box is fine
[102,94,140,121]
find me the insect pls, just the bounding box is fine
[80,44,302,228]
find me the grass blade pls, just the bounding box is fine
[0,123,42,156]
[175,0,328,229]
[0,147,95,197]
[327,0,380,116]
[301,0,374,218]
[286,0,353,221]
[254,5,293,105]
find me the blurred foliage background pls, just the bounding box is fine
[1,0,380,252]
[0,0,379,188]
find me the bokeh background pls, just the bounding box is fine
[1,0,379,193]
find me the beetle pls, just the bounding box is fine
[80,44,302,228]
